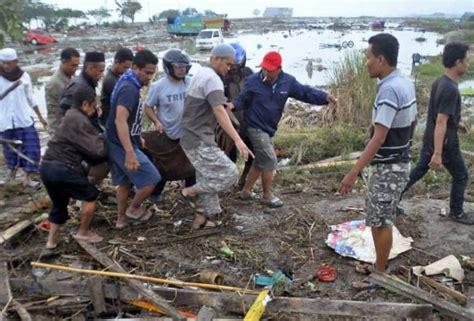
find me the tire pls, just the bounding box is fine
[341,41,348,48]
[30,38,38,45]
[348,40,354,48]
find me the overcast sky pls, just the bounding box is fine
[46,0,473,20]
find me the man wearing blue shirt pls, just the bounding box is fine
[233,51,335,207]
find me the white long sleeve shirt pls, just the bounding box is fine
[0,72,37,131]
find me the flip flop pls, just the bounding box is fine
[73,233,104,243]
[355,263,373,275]
[239,191,259,201]
[126,206,153,223]
[191,214,222,230]
[352,278,378,290]
[177,191,199,210]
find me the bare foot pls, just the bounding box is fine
[46,229,60,249]
[115,216,128,229]
[73,231,103,243]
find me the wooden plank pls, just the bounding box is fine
[0,220,32,245]
[197,306,216,321]
[416,274,467,305]
[88,276,106,316]
[370,271,474,321]
[74,239,186,321]
[467,287,474,311]
[10,278,433,319]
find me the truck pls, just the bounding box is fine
[195,29,224,50]
[167,15,230,35]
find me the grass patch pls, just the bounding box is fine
[461,87,474,97]
[275,126,367,164]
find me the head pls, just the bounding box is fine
[163,49,191,81]
[71,85,97,117]
[443,42,470,77]
[260,51,282,83]
[228,42,247,76]
[366,33,399,78]
[132,49,158,85]
[112,48,134,76]
[60,48,80,77]
[83,51,105,82]
[0,48,18,73]
[209,44,235,76]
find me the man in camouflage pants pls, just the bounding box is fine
[339,34,417,289]
[179,44,252,230]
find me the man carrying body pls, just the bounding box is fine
[106,50,161,229]
[234,51,335,207]
[0,48,48,187]
[339,34,417,288]
[179,44,253,230]
[144,49,195,203]
[45,48,80,131]
[401,42,472,225]
[100,48,134,126]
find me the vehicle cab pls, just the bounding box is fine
[196,29,223,50]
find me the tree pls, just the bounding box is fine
[0,0,23,46]
[203,9,217,16]
[88,7,111,25]
[115,0,142,23]
[182,7,198,16]
[158,9,180,19]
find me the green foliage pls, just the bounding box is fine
[157,9,181,19]
[115,0,142,23]
[323,50,377,127]
[88,7,111,25]
[182,7,198,16]
[0,0,24,45]
[274,126,367,164]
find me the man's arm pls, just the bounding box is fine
[144,104,164,132]
[339,124,390,194]
[289,78,335,105]
[232,77,252,110]
[429,113,449,170]
[213,105,253,161]
[115,106,139,171]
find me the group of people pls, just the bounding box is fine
[0,33,471,289]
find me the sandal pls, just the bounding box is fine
[73,232,103,243]
[126,206,153,223]
[260,196,284,208]
[191,214,222,230]
[239,191,259,201]
[352,278,378,290]
[177,191,199,210]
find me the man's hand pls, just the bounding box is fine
[154,120,164,133]
[39,117,48,129]
[458,122,468,134]
[224,102,235,111]
[429,153,442,170]
[125,151,140,171]
[326,95,337,104]
[235,139,254,162]
[339,170,358,195]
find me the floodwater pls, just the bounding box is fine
[30,28,447,115]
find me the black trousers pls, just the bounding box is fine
[404,132,468,215]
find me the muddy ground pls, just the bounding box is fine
[1,18,473,320]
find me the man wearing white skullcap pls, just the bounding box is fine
[0,48,48,187]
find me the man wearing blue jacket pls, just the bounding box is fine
[233,51,336,207]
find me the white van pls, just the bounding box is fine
[196,29,223,50]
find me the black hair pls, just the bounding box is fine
[442,42,469,68]
[114,48,134,63]
[60,48,80,62]
[133,49,158,69]
[71,85,96,109]
[368,33,399,67]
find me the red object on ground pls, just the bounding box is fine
[23,29,58,45]
[315,264,337,282]
[37,220,51,232]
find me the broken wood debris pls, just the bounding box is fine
[9,278,434,319]
[369,271,474,321]
[73,239,186,321]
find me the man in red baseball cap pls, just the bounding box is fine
[232,51,336,208]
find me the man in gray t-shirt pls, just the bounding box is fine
[178,44,253,230]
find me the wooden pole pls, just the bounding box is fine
[31,261,258,294]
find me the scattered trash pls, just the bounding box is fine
[253,270,292,289]
[244,287,272,321]
[137,236,146,242]
[219,241,234,256]
[412,255,465,282]
[36,219,51,232]
[199,269,224,285]
[325,220,413,263]
[315,264,337,282]
[125,299,197,318]
[31,268,47,278]
[278,158,291,167]
[439,208,447,217]
[173,220,183,228]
